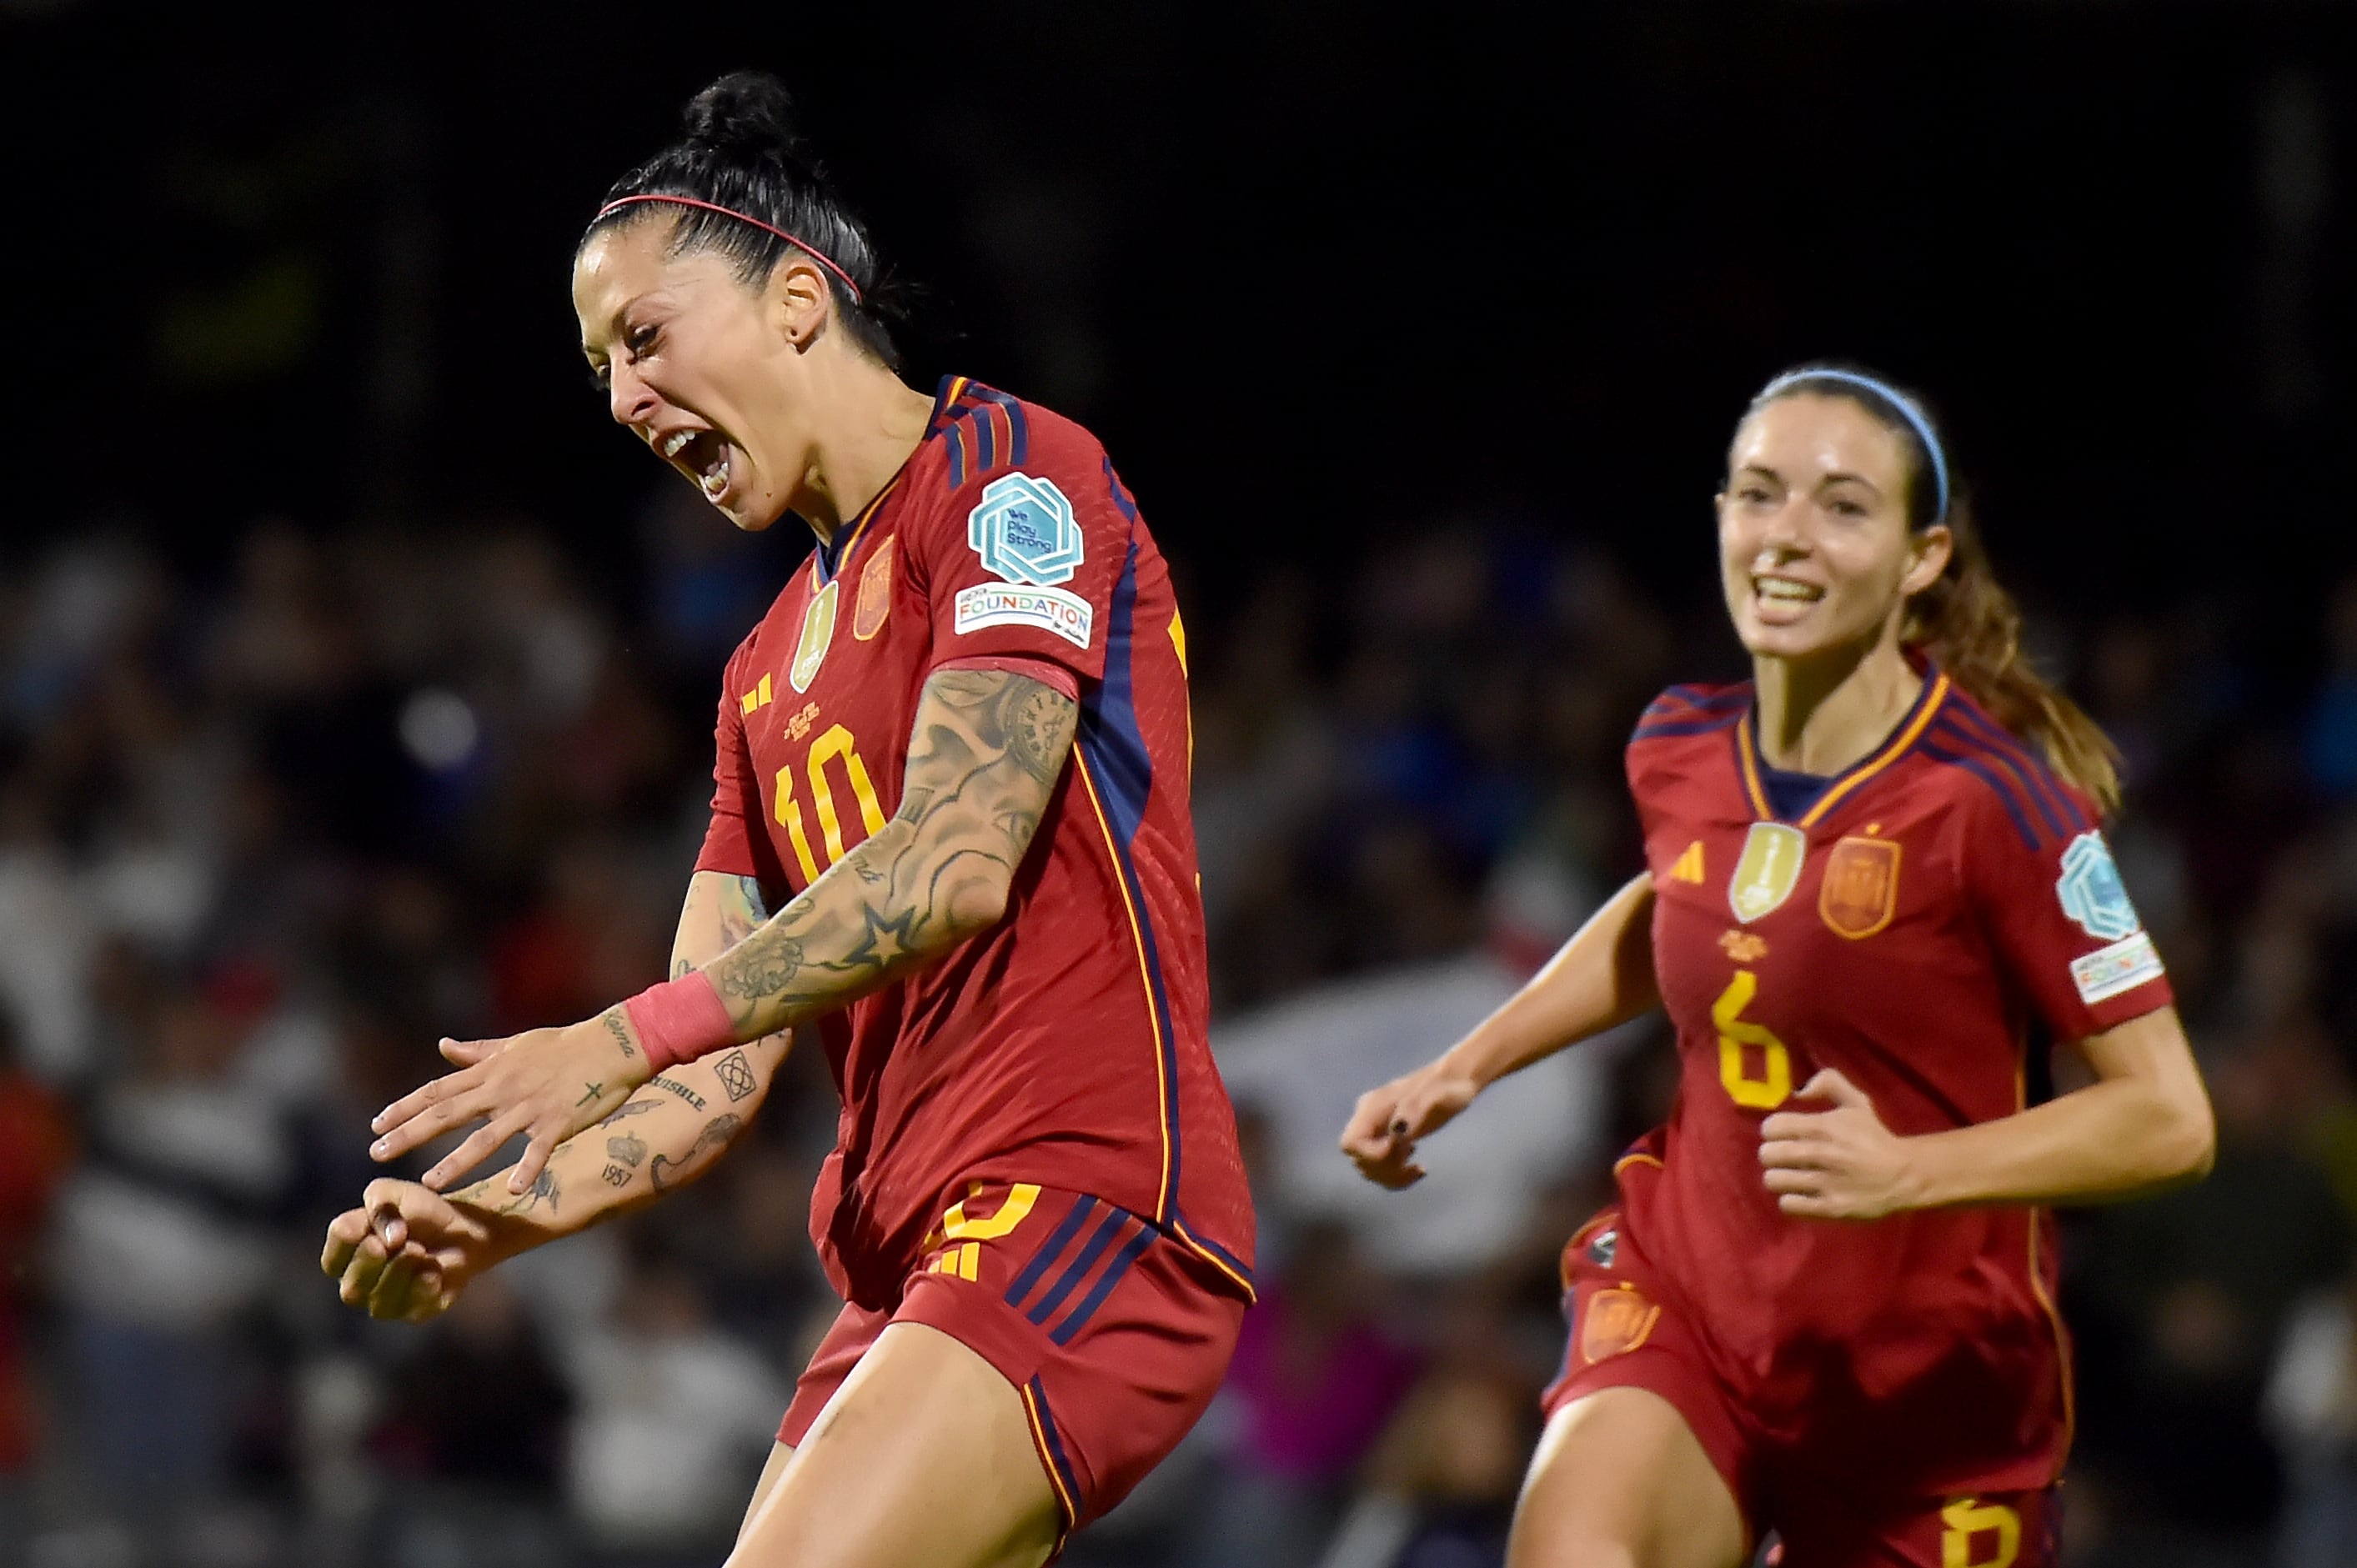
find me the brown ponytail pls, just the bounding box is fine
[1751,363,2124,814]
[1902,499,2122,814]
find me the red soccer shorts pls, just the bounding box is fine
[779,1181,1250,1545]
[1540,1208,2060,1568]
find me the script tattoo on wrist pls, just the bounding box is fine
[599,1009,636,1060]
[650,1076,707,1112]
[698,669,1076,1042]
[649,1113,744,1195]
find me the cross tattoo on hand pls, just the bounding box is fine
[576,1083,604,1107]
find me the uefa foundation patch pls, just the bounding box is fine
[955,584,1094,649]
[2070,931,2165,1004]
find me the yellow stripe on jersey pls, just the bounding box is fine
[2018,1062,2076,1460]
[1073,753,1176,1224]
[1019,1383,1079,1536]
[1735,712,1773,818]
[1171,1216,1256,1303]
[1798,674,1950,828]
[1734,674,1952,826]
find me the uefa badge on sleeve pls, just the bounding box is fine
[967,473,1084,586]
[957,471,1095,649]
[2056,831,2141,941]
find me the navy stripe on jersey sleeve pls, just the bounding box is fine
[967,383,1031,467]
[940,386,1033,488]
[1632,684,1748,744]
[1938,702,2091,834]
[1929,719,2065,845]
[1923,739,2043,849]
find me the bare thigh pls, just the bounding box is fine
[727,1321,1061,1568]
[1508,1387,1747,1568]
[740,1440,795,1543]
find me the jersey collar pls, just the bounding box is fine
[805,377,972,589]
[1733,667,1952,829]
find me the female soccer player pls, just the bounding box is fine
[323,73,1254,1568]
[1342,364,2215,1568]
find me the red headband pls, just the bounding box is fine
[594,193,865,306]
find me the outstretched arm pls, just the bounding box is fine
[369,668,1078,1191]
[323,871,791,1319]
[1341,871,1657,1189]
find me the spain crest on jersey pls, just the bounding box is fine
[1581,1283,1661,1364]
[1729,822,1806,923]
[853,538,895,641]
[1819,834,1901,939]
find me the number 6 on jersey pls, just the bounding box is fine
[1714,969,1793,1110]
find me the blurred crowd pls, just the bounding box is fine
[3,497,2356,1568]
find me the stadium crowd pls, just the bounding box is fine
[0,499,2351,1568]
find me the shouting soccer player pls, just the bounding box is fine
[323,73,1253,1568]
[1342,365,2214,1568]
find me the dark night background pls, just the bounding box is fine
[6,7,2357,1568]
[13,7,2351,604]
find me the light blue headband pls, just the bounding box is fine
[1757,368,1950,524]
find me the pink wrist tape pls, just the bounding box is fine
[621,970,737,1073]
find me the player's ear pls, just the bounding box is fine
[1900,524,1952,597]
[766,254,832,349]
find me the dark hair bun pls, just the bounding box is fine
[681,71,805,162]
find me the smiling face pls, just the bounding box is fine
[574,218,831,531]
[1718,392,1952,665]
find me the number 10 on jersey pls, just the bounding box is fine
[773,724,887,883]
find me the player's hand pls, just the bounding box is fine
[369,1014,647,1193]
[319,1179,506,1323]
[1341,1062,1482,1190]
[1757,1070,1918,1221]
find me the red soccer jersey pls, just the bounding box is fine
[1617,668,2171,1496]
[695,378,1254,1312]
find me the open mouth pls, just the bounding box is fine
[1750,576,1825,623]
[660,429,732,501]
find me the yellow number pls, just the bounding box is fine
[1940,1499,2020,1568]
[928,1183,1041,1281]
[807,724,888,862]
[1713,969,1793,1110]
[772,726,888,882]
[772,768,821,884]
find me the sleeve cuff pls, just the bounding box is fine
[931,653,1081,702]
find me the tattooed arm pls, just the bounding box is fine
[370,667,1078,1190]
[321,874,788,1320]
[702,667,1077,1039]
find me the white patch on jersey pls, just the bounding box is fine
[2070,930,2166,1006]
[953,583,1094,649]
